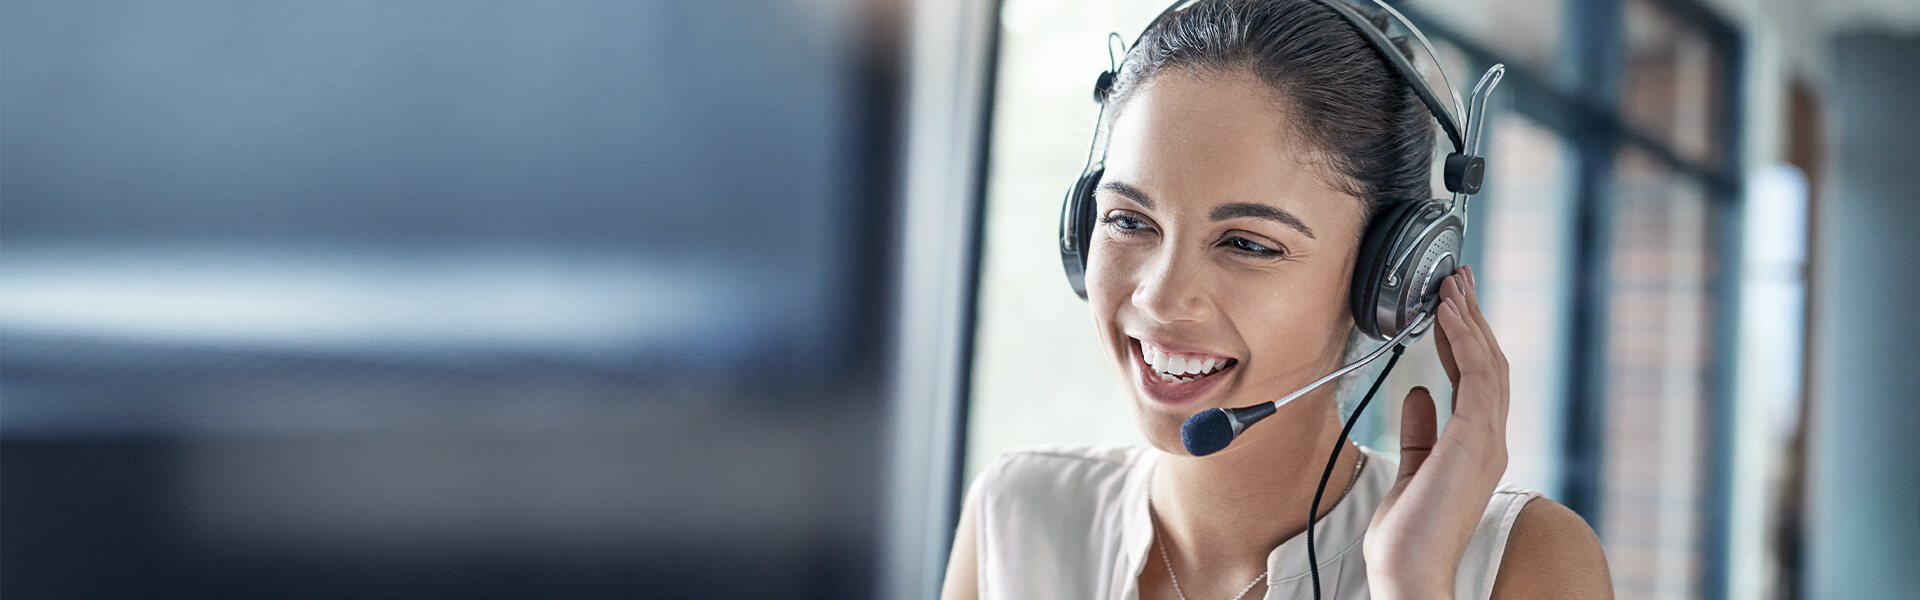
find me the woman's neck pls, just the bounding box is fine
[1147,395,1364,586]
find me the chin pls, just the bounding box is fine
[1121,384,1199,454]
[1127,391,1203,455]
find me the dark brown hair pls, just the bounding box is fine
[1107,0,1434,224]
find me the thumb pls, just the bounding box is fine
[1397,386,1438,485]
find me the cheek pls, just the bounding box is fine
[1233,262,1359,370]
[1083,237,1141,317]
[1084,237,1161,376]
[1242,286,1349,341]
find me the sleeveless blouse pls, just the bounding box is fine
[969,444,1539,600]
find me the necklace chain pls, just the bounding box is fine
[1148,451,1367,600]
[1155,532,1266,600]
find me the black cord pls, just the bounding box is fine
[1308,343,1405,600]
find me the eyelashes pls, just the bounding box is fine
[1224,235,1284,258]
[1099,211,1288,259]
[1098,213,1150,233]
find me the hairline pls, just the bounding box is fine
[1103,63,1378,230]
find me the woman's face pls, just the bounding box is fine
[1087,68,1367,455]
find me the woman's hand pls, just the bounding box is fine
[1363,265,1511,599]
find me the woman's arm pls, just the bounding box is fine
[1365,266,1613,598]
[940,480,982,600]
[1490,498,1613,599]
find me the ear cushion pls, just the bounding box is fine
[1350,199,1429,337]
[1350,198,1460,339]
[1059,168,1103,299]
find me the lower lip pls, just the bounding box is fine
[1131,338,1235,406]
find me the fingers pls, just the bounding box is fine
[1436,269,1489,363]
[1462,265,1510,383]
[1438,288,1489,364]
[1433,298,1461,384]
[1456,266,1510,420]
[1396,386,1438,484]
[1436,283,1488,368]
[1459,265,1492,334]
[1435,267,1507,421]
[1430,270,1476,386]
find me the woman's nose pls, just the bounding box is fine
[1131,249,1214,324]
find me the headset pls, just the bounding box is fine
[1057,0,1504,342]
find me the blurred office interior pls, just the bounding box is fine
[1,0,1914,598]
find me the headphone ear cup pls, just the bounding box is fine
[1351,201,1419,338]
[1059,168,1103,299]
[1351,199,1461,339]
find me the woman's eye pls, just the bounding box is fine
[1099,213,1150,234]
[1226,236,1284,257]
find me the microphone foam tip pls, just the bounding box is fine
[1181,408,1235,457]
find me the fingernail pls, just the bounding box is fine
[1467,266,1477,292]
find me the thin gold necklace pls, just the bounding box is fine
[1147,451,1367,600]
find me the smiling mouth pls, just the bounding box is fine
[1138,341,1239,384]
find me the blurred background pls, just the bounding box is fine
[2,1,905,597]
[1,0,1914,599]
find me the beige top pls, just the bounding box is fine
[969,444,1539,600]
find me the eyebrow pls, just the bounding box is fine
[1097,180,1317,239]
[1096,181,1156,210]
[1210,203,1316,239]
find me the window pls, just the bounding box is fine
[1603,149,1719,599]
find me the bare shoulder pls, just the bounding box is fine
[1489,497,1614,600]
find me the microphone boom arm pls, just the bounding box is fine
[1224,311,1433,437]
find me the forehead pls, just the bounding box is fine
[1102,69,1359,225]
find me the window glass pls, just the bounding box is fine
[1622,0,1724,168]
[1602,149,1717,600]
[1415,0,1565,79]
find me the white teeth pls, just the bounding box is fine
[1142,342,1233,382]
[1180,357,1206,376]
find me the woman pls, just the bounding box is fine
[941,1,1613,598]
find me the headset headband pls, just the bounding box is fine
[1102,0,1487,194]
